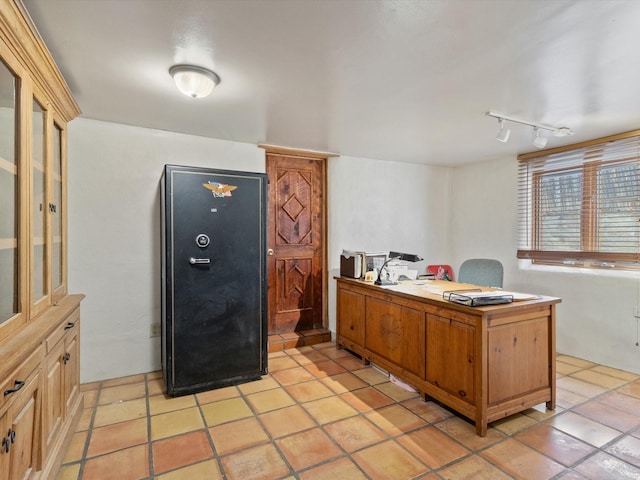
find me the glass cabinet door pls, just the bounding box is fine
[31,98,48,311]
[0,59,18,326]
[52,122,64,297]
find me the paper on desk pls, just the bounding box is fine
[491,290,539,301]
[415,282,539,301]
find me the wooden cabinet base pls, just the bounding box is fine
[336,277,559,436]
[0,295,84,479]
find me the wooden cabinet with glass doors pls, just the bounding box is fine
[0,1,83,478]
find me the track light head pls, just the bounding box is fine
[533,127,548,149]
[495,119,511,143]
[552,127,574,137]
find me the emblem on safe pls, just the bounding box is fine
[203,181,237,197]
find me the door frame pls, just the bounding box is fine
[258,144,339,332]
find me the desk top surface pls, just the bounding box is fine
[336,277,561,310]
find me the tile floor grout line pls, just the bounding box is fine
[75,380,102,480]
[281,347,375,480]
[296,344,384,480]
[193,385,227,479]
[61,347,640,479]
[268,347,338,479]
[144,372,155,479]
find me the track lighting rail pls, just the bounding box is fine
[486,111,574,137]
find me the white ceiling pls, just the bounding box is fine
[22,0,640,166]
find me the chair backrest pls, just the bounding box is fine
[458,259,503,288]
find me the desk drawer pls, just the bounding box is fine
[0,344,43,413]
[45,308,80,353]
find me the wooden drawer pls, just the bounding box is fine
[0,344,43,414]
[45,308,80,353]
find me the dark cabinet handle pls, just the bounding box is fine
[64,322,76,330]
[3,380,25,396]
[63,353,71,364]
[0,429,15,454]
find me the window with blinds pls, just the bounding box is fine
[517,130,640,269]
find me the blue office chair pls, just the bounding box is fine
[458,259,503,288]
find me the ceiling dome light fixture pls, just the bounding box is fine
[169,64,220,98]
[486,111,574,146]
[495,118,511,143]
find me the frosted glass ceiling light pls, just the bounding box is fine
[495,119,511,143]
[533,127,548,148]
[169,65,220,98]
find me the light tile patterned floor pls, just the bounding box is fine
[57,343,640,480]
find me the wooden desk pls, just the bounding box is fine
[335,277,560,436]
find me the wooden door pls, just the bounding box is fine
[265,151,327,334]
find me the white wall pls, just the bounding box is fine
[326,156,452,332]
[68,119,451,382]
[70,117,638,381]
[450,157,640,375]
[68,118,266,383]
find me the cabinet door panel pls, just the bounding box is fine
[44,340,64,454]
[7,373,39,480]
[64,332,80,412]
[365,297,425,378]
[488,317,549,404]
[0,414,7,480]
[337,287,364,346]
[426,314,475,404]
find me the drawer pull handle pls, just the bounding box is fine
[8,429,15,444]
[63,353,71,364]
[3,380,25,396]
[2,437,9,453]
[64,322,76,330]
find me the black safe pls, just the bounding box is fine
[160,165,268,396]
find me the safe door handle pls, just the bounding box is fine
[189,257,210,265]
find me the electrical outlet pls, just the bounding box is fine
[150,323,161,338]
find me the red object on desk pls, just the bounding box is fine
[427,264,454,281]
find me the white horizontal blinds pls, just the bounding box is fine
[517,131,640,268]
